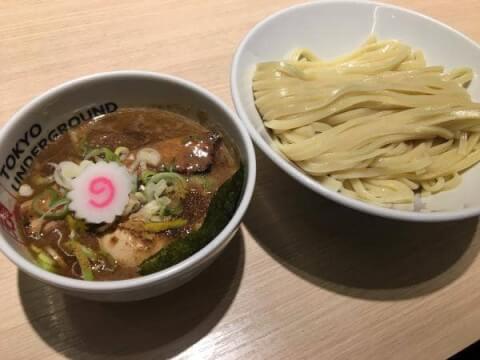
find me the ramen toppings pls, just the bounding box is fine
[67,162,132,224]
[15,107,242,281]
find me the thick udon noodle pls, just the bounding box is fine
[253,36,480,207]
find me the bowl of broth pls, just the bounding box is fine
[0,71,256,301]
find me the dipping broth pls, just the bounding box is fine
[15,108,242,280]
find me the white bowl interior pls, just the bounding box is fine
[0,72,255,300]
[232,0,480,221]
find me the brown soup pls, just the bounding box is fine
[16,108,240,280]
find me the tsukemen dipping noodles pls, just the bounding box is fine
[16,108,243,280]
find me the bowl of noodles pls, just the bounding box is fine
[231,0,480,221]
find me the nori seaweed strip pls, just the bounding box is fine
[139,165,244,275]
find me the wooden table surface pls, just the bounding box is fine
[1,0,480,359]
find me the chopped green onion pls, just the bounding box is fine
[145,172,187,200]
[70,240,94,280]
[144,218,188,232]
[137,148,161,166]
[43,198,70,219]
[144,180,168,202]
[134,191,148,203]
[85,147,119,162]
[79,243,98,261]
[45,246,67,269]
[149,172,186,185]
[165,199,183,216]
[32,188,70,219]
[30,244,57,273]
[114,146,130,160]
[139,165,244,275]
[66,214,86,236]
[140,170,156,184]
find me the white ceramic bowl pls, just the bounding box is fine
[231,0,480,222]
[0,71,256,301]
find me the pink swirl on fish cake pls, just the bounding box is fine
[88,176,115,208]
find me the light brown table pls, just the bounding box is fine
[1,1,480,359]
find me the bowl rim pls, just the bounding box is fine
[0,70,256,292]
[231,0,480,222]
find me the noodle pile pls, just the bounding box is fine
[253,36,480,206]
